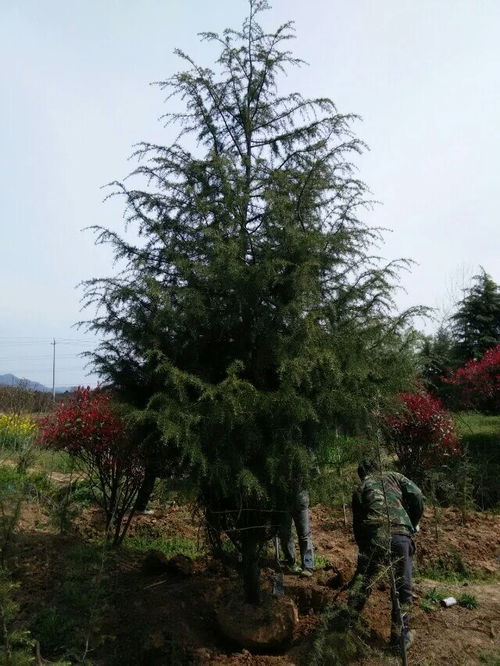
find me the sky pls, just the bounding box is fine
[1,0,499,388]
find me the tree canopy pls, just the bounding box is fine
[83,0,419,602]
[451,269,500,364]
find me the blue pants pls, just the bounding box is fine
[279,489,314,570]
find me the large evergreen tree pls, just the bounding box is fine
[418,326,457,399]
[451,269,500,364]
[83,0,418,603]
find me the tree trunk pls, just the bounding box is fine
[241,534,261,604]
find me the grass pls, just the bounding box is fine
[424,587,446,603]
[30,541,113,661]
[30,447,78,474]
[454,412,500,437]
[123,535,204,559]
[420,587,446,611]
[0,442,77,475]
[480,652,500,665]
[419,599,435,612]
[457,592,478,609]
[416,563,495,584]
[315,554,331,568]
[454,412,500,510]
[66,542,111,567]
[419,588,478,611]
[415,548,498,584]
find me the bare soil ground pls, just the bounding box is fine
[9,497,500,665]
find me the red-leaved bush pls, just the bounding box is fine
[39,387,144,544]
[444,344,500,414]
[385,392,460,481]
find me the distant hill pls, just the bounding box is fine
[0,374,76,394]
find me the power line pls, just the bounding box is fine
[0,335,100,340]
[0,339,98,342]
[0,339,101,347]
[0,354,92,361]
[0,336,102,389]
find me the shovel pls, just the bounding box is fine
[271,535,284,597]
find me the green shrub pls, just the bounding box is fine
[422,454,476,529]
[310,605,372,665]
[311,434,375,509]
[0,468,25,565]
[152,476,197,507]
[41,478,94,534]
[58,579,94,613]
[30,606,74,655]
[458,593,478,609]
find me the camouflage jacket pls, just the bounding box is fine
[352,471,424,546]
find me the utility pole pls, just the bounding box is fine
[51,338,56,402]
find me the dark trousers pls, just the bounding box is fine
[348,534,414,635]
[279,489,314,570]
[135,466,157,511]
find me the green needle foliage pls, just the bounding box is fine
[83,0,420,603]
[451,269,500,365]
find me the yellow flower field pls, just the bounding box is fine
[0,413,37,449]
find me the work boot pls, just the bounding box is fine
[404,629,415,650]
[299,568,314,578]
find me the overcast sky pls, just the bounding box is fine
[1,0,499,388]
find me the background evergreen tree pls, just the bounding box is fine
[83,0,419,603]
[450,269,500,364]
[418,326,457,400]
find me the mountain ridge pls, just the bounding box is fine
[0,373,76,394]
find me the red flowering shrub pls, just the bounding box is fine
[444,344,500,414]
[39,387,144,544]
[385,392,460,481]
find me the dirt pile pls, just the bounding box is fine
[217,595,299,651]
[9,500,500,665]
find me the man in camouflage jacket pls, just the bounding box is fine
[348,459,424,649]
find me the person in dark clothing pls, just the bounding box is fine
[134,462,157,514]
[348,459,424,650]
[134,435,172,514]
[279,488,315,576]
